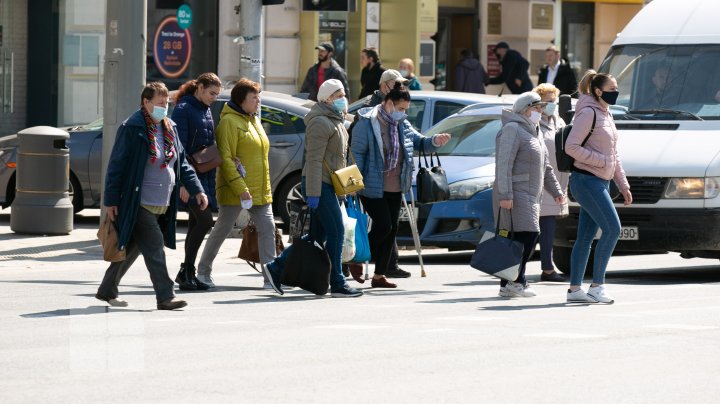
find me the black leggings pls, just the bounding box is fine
[361,192,402,276]
[499,231,539,287]
[184,203,214,268]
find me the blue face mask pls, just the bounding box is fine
[151,105,168,121]
[391,103,407,122]
[332,97,347,114]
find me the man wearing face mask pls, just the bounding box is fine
[351,83,451,288]
[493,91,565,298]
[300,42,350,102]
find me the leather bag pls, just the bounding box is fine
[324,151,364,196]
[97,216,126,262]
[416,143,449,203]
[238,221,285,269]
[188,143,222,174]
[281,210,330,295]
[470,208,523,281]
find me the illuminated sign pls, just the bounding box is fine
[153,16,192,79]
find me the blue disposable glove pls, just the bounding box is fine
[306,196,320,209]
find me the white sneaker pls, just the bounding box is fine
[263,281,273,290]
[567,288,598,303]
[499,282,536,297]
[108,298,128,307]
[587,285,614,304]
[196,274,215,288]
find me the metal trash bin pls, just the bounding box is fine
[10,126,73,234]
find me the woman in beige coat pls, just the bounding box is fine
[533,83,570,282]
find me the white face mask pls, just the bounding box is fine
[543,103,557,116]
[241,199,253,210]
[398,69,409,78]
[529,110,542,125]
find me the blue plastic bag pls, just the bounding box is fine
[346,196,371,263]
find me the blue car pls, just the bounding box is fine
[396,104,507,251]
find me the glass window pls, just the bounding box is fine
[405,100,426,131]
[432,101,465,125]
[81,36,99,67]
[427,116,501,157]
[261,106,292,135]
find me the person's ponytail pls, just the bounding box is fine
[578,69,613,101]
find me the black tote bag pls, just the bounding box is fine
[281,209,331,295]
[416,142,449,203]
[470,208,524,281]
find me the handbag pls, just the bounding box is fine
[281,210,331,295]
[416,143,449,203]
[340,202,357,263]
[469,208,524,281]
[97,216,125,262]
[324,150,364,196]
[346,195,371,263]
[238,220,285,271]
[187,130,222,174]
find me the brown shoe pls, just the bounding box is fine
[348,263,365,283]
[157,298,187,310]
[371,276,397,288]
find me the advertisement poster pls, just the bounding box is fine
[153,16,192,79]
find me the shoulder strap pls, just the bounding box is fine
[579,108,597,147]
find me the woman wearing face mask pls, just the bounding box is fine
[565,70,632,304]
[261,79,364,298]
[351,83,451,288]
[196,78,277,290]
[96,81,208,310]
[494,91,565,298]
[532,83,569,283]
[171,72,222,291]
[398,58,421,90]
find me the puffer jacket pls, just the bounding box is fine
[303,101,349,197]
[566,94,630,191]
[351,105,436,198]
[539,113,569,217]
[493,109,563,232]
[171,94,217,209]
[214,102,272,206]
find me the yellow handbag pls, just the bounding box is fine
[324,151,365,196]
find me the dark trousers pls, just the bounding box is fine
[361,192,402,276]
[499,231,539,287]
[539,216,556,271]
[184,203,214,268]
[97,208,175,304]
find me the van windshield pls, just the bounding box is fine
[599,44,720,120]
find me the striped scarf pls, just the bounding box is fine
[141,107,175,168]
[376,104,401,171]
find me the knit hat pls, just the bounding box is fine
[315,42,335,53]
[379,69,409,85]
[512,91,546,113]
[317,79,345,102]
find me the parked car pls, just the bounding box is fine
[395,104,507,250]
[0,91,330,228]
[349,90,517,133]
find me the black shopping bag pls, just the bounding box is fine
[470,209,523,281]
[281,209,330,295]
[416,143,449,203]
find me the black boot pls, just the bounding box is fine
[175,263,198,291]
[189,265,210,290]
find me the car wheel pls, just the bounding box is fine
[552,245,594,277]
[69,174,83,213]
[274,173,302,230]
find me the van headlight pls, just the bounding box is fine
[449,177,494,200]
[664,177,720,199]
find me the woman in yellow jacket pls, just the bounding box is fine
[197,78,276,289]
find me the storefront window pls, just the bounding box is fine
[319,11,347,69]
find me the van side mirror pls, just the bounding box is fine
[558,94,572,123]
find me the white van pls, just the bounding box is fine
[553,0,720,273]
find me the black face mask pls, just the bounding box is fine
[600,90,619,105]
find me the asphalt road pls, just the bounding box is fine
[0,210,719,403]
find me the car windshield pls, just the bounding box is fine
[600,44,720,120]
[425,115,501,157]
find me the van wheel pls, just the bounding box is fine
[553,246,594,277]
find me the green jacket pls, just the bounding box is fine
[302,102,349,197]
[215,102,272,206]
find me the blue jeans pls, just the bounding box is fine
[569,172,621,286]
[268,179,346,290]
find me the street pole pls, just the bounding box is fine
[236,0,264,84]
[101,0,147,213]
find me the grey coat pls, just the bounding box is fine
[539,113,569,217]
[493,109,563,232]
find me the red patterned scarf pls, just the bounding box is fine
[141,107,175,168]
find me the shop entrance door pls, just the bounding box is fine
[562,2,594,79]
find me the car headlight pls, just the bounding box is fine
[664,177,720,199]
[449,177,494,200]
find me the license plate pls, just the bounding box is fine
[594,226,639,240]
[399,206,419,222]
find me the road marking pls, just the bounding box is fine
[315,324,389,330]
[436,316,502,322]
[524,332,607,339]
[644,324,719,331]
[211,320,257,325]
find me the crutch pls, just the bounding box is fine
[401,193,426,277]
